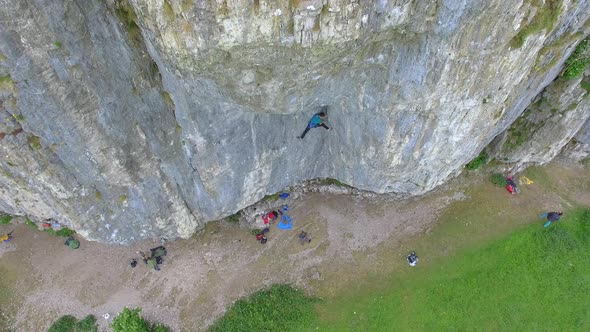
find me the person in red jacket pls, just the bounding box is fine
[506,176,519,194]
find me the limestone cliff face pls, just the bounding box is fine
[0,0,589,243]
[491,69,590,168]
[560,117,590,161]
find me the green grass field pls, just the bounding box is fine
[317,208,590,331]
[211,208,590,331]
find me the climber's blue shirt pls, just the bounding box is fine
[308,113,323,128]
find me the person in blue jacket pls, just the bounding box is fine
[298,111,330,139]
[541,211,563,227]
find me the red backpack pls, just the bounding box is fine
[506,184,515,194]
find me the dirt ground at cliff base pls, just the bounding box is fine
[1,161,589,332]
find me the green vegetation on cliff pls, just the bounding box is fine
[0,214,12,224]
[317,178,353,188]
[465,151,489,170]
[44,227,75,237]
[504,108,536,151]
[226,211,241,223]
[511,0,563,48]
[562,38,590,79]
[113,0,141,44]
[0,73,15,91]
[27,135,42,150]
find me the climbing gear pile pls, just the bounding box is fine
[277,205,293,230]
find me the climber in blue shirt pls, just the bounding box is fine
[298,109,331,139]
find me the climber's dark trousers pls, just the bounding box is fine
[300,123,329,139]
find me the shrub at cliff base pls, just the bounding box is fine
[47,315,98,332]
[111,307,170,332]
[490,173,508,186]
[465,151,489,170]
[209,284,318,332]
[48,308,170,332]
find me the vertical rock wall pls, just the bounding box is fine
[492,75,590,168]
[492,38,590,168]
[0,0,589,243]
[0,0,199,242]
[560,117,590,161]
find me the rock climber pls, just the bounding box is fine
[407,251,418,266]
[298,107,331,139]
[540,211,563,227]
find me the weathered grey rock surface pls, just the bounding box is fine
[491,71,590,169]
[0,0,589,243]
[560,116,590,161]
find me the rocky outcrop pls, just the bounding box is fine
[0,0,199,242]
[0,0,589,243]
[490,36,590,168]
[560,117,590,161]
[491,73,590,168]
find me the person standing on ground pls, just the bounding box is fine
[407,251,418,266]
[137,247,166,271]
[298,107,331,139]
[540,211,563,227]
[138,251,161,271]
[298,231,311,245]
[146,257,160,271]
